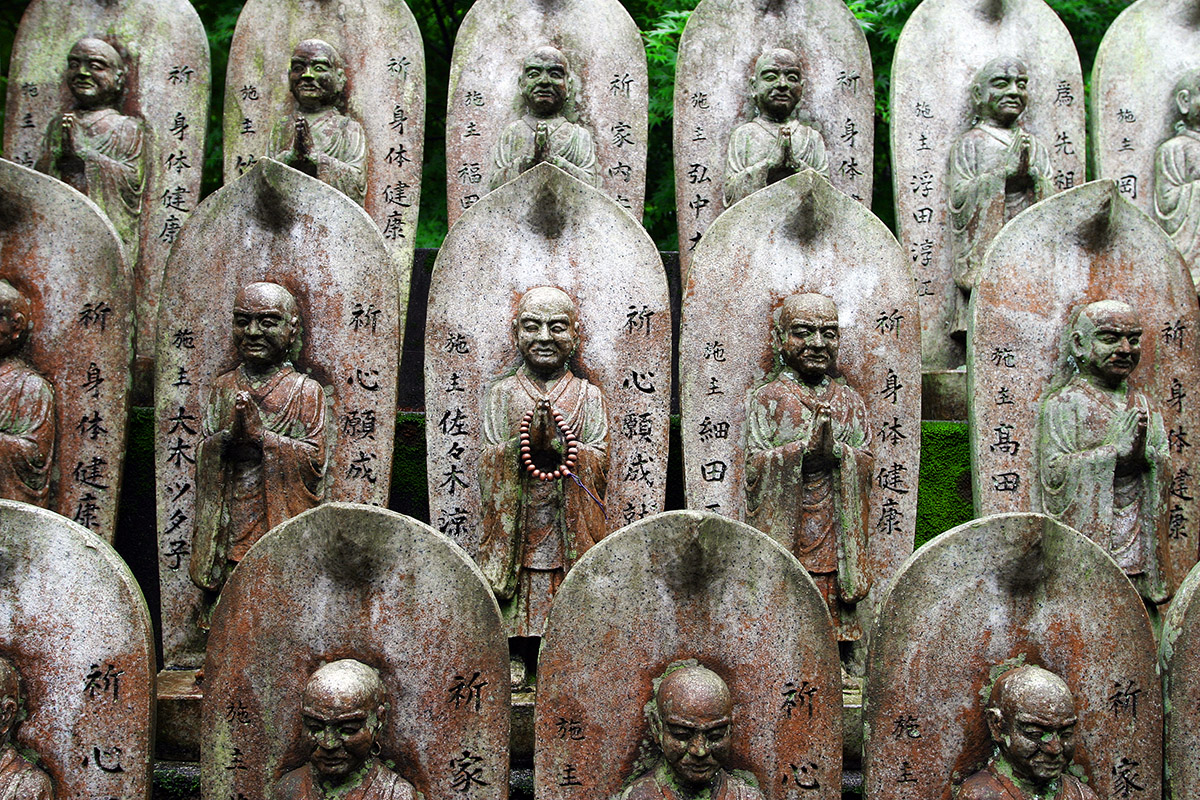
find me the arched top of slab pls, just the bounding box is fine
[446,0,647,224]
[202,503,509,800]
[864,512,1160,800]
[0,499,155,800]
[535,510,841,800]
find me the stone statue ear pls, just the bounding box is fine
[1177,88,1192,118]
[0,696,16,736]
[1068,328,1088,360]
[985,706,1005,744]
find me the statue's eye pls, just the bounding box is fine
[706,727,728,742]
[1128,336,1140,346]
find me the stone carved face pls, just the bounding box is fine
[66,38,126,110]
[519,47,570,118]
[1068,300,1142,390]
[513,287,578,379]
[752,49,804,123]
[0,282,31,361]
[300,660,387,782]
[650,665,733,793]
[289,39,347,113]
[1174,70,1200,131]
[777,293,839,384]
[972,57,1029,127]
[985,666,1078,788]
[232,282,299,370]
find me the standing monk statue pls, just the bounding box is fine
[190,282,330,619]
[1154,67,1200,286]
[271,39,367,205]
[1036,300,1172,607]
[479,287,608,654]
[0,281,54,509]
[0,657,52,800]
[37,37,145,265]
[948,57,1053,342]
[745,294,872,669]
[487,47,600,192]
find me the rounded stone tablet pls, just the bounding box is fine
[201,502,510,800]
[1163,559,1200,799]
[863,512,1160,800]
[536,510,841,800]
[0,499,155,800]
[970,179,1200,594]
[155,158,398,669]
[0,159,133,542]
[674,0,874,278]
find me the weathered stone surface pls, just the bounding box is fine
[680,171,919,667]
[1163,559,1200,799]
[863,512,1161,800]
[0,159,133,542]
[425,164,669,638]
[201,502,509,800]
[673,0,873,278]
[891,0,1084,370]
[223,0,424,309]
[4,0,209,374]
[535,510,841,800]
[969,180,1200,598]
[155,159,398,669]
[1093,0,1200,288]
[445,0,647,226]
[0,499,155,799]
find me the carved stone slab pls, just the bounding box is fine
[536,510,841,800]
[863,513,1161,800]
[201,503,509,800]
[891,0,1084,370]
[155,159,398,668]
[0,500,155,799]
[4,0,209,370]
[1163,560,1200,799]
[969,180,1200,589]
[426,163,669,554]
[1093,0,1200,286]
[0,159,133,542]
[445,0,647,226]
[680,171,919,631]
[223,0,424,305]
[673,0,874,278]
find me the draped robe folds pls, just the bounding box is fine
[723,118,829,207]
[959,761,1097,800]
[0,360,55,508]
[190,364,329,591]
[271,107,368,205]
[947,123,1053,337]
[487,115,600,192]
[37,108,145,265]
[478,366,608,638]
[0,745,53,800]
[744,370,872,639]
[1036,375,1172,603]
[1154,129,1200,279]
[276,759,419,800]
[615,763,764,800]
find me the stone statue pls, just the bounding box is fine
[745,294,872,648]
[614,662,763,800]
[277,659,419,800]
[960,665,1096,800]
[36,37,145,265]
[1036,300,1171,605]
[190,282,330,616]
[723,48,829,207]
[486,47,600,192]
[270,39,367,205]
[478,287,608,643]
[0,281,54,509]
[948,57,1053,341]
[1154,68,1200,274]
[0,656,52,800]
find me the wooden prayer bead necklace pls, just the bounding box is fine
[519,403,579,481]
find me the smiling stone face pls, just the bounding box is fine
[288,39,347,112]
[652,665,734,793]
[231,282,299,371]
[986,665,1079,789]
[777,293,840,385]
[1069,300,1142,390]
[513,286,578,379]
[300,659,386,783]
[519,47,571,118]
[972,57,1030,127]
[751,49,804,123]
[65,38,126,110]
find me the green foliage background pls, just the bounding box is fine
[0,0,1134,250]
